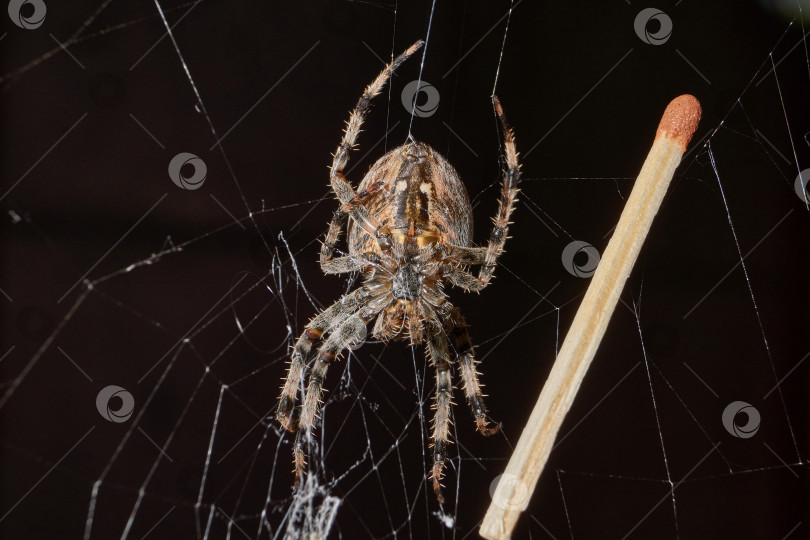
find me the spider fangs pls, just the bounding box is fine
[276,40,521,503]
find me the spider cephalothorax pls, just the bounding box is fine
[366,243,445,344]
[276,40,521,503]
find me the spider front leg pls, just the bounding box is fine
[329,40,423,204]
[276,288,366,431]
[293,309,376,484]
[328,40,423,252]
[426,328,454,503]
[447,307,500,436]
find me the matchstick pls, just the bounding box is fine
[479,95,702,540]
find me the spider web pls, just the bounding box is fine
[1,1,809,538]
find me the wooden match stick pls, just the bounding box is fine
[479,95,701,540]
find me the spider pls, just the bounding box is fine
[276,40,521,502]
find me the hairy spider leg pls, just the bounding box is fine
[320,187,385,275]
[425,305,500,504]
[442,96,522,292]
[293,310,376,483]
[447,307,500,436]
[476,96,522,288]
[327,40,424,257]
[426,327,454,503]
[276,288,367,431]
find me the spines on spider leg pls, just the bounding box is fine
[293,338,348,483]
[292,430,307,487]
[478,96,522,289]
[354,39,424,123]
[276,327,322,431]
[293,311,376,484]
[427,329,455,503]
[449,310,501,436]
[308,288,366,330]
[293,347,336,484]
[493,96,520,174]
[277,290,365,432]
[319,207,347,267]
[330,40,424,182]
[479,170,520,287]
[430,364,453,503]
[321,188,379,260]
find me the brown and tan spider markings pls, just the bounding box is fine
[276,40,521,503]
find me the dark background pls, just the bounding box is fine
[2,1,808,538]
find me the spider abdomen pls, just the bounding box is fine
[348,142,473,255]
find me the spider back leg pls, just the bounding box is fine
[427,328,454,503]
[293,309,376,484]
[448,307,500,436]
[276,288,366,431]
